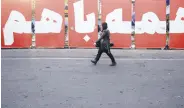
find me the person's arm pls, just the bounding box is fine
[96,30,106,43]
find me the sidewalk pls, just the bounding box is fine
[2,49,184,59]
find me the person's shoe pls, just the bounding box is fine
[110,62,116,66]
[91,60,97,65]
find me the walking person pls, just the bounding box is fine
[91,22,117,66]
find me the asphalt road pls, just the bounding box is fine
[1,49,184,108]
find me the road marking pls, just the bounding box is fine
[2,57,184,61]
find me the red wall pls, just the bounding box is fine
[1,0,32,48]
[1,0,184,49]
[169,0,184,49]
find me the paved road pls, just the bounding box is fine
[1,49,184,108]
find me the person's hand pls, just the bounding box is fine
[93,42,96,46]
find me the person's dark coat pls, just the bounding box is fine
[96,23,110,52]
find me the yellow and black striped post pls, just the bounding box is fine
[31,0,36,48]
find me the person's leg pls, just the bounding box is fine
[91,49,103,65]
[105,50,116,66]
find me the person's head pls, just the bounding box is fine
[102,22,108,30]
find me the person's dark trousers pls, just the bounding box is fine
[94,49,116,64]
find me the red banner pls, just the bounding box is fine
[1,0,32,48]
[169,0,184,49]
[68,0,98,48]
[101,0,131,48]
[35,0,65,48]
[135,0,166,48]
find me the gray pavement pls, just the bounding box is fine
[1,49,184,108]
